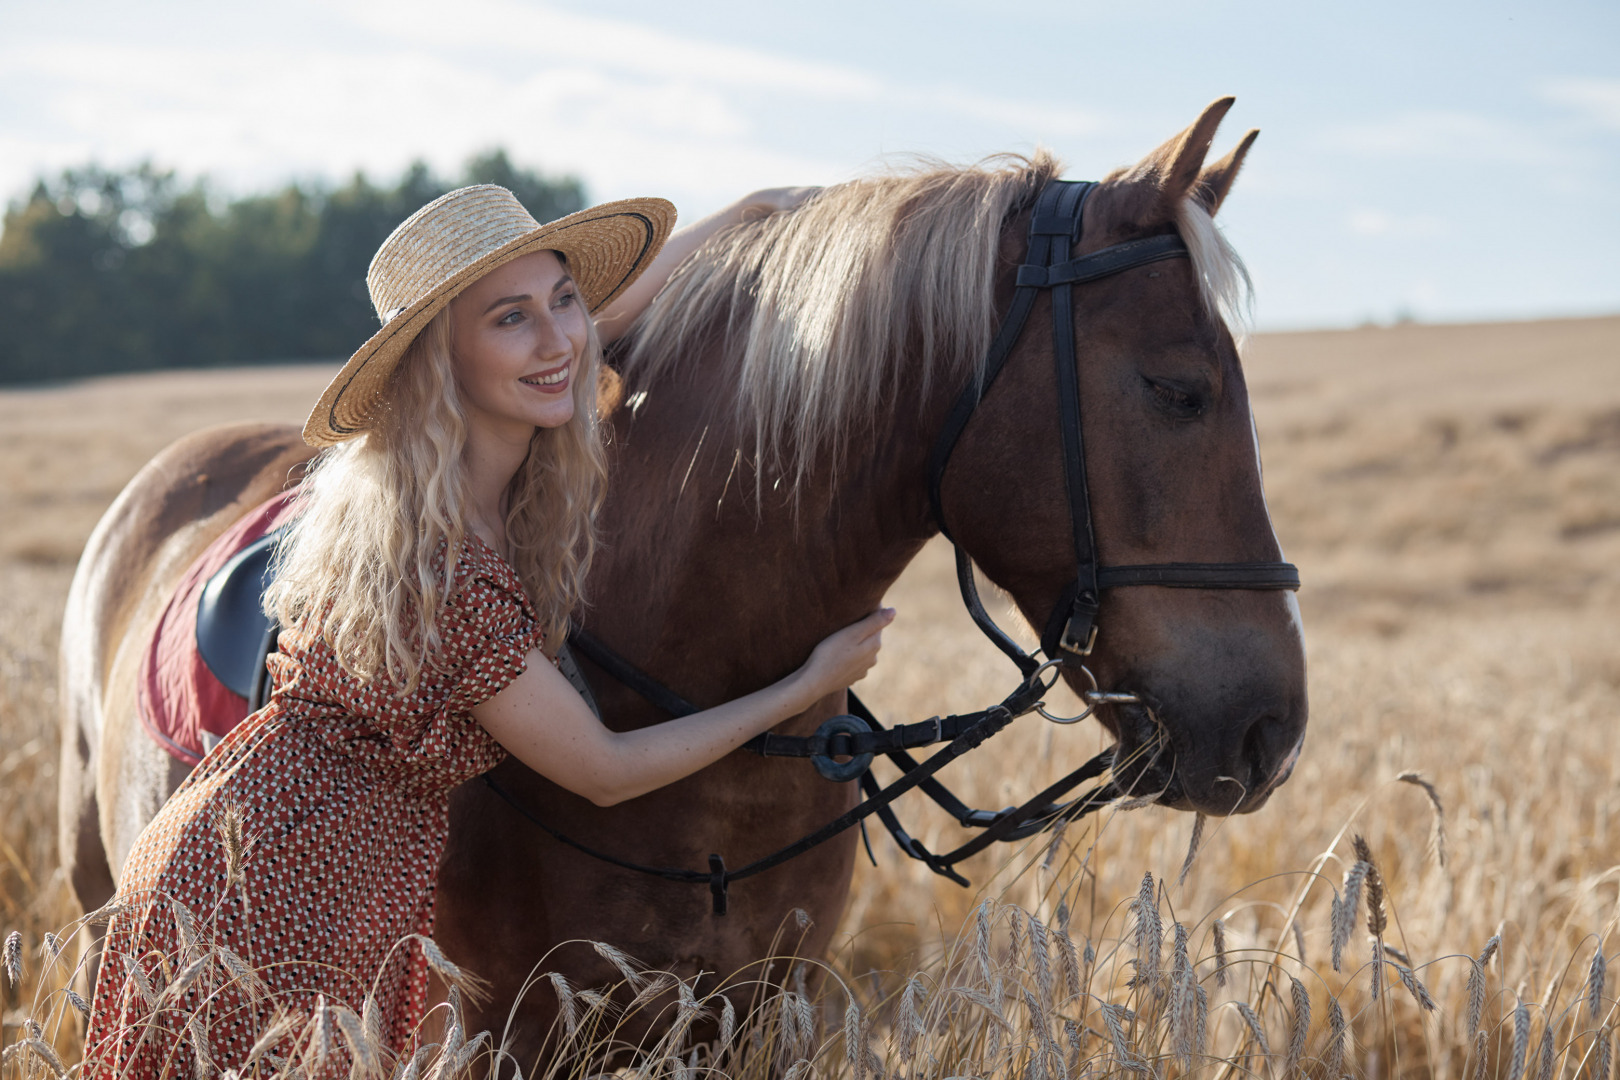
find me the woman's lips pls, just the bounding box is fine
[519,364,570,394]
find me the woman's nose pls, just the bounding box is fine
[534,312,574,363]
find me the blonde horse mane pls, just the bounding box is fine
[621,150,1249,494]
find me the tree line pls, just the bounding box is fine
[0,152,586,384]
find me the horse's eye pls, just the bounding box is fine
[1144,376,1206,419]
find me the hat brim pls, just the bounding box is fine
[303,197,675,447]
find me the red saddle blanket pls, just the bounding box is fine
[136,490,301,766]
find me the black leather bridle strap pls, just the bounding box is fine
[1047,181,1103,655]
[926,182,1074,539]
[1016,233,1189,288]
[925,183,1086,678]
[1098,562,1303,589]
[568,625,699,718]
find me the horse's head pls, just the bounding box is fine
[946,98,1307,815]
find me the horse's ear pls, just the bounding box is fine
[1111,97,1236,212]
[1195,129,1259,216]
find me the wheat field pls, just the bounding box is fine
[1,315,1618,1077]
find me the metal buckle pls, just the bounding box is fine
[1059,624,1098,657]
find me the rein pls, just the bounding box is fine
[481,179,1301,915]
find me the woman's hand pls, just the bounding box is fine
[799,607,894,697]
[738,186,821,222]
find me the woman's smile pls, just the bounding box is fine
[520,363,570,393]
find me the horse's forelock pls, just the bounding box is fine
[1175,198,1254,340]
[1092,166,1253,342]
[621,152,1064,496]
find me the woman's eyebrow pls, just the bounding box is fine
[482,293,530,314]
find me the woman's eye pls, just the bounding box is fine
[498,309,525,325]
[554,291,577,309]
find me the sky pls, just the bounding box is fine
[2,0,1617,329]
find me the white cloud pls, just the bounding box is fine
[1541,77,1620,131]
[343,0,886,101]
[0,0,1105,218]
[0,35,844,214]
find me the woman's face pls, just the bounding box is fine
[448,250,587,443]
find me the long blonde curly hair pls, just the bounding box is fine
[266,304,607,694]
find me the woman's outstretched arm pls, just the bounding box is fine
[471,607,892,806]
[593,186,819,346]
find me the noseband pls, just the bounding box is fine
[928,178,1298,684]
[482,179,1301,913]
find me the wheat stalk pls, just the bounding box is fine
[4,929,22,987]
[1592,948,1609,1023]
[1237,999,1273,1071]
[1286,976,1311,1079]
[1397,771,1449,867]
[1029,910,1053,1012]
[1331,861,1369,972]
[1324,996,1347,1079]
[1535,1025,1556,1080]
[1179,813,1207,886]
[1395,962,1438,1012]
[895,973,926,1061]
[1511,1003,1532,1080]
[1133,873,1162,992]
[546,972,579,1038]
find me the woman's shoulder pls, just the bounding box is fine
[449,534,536,615]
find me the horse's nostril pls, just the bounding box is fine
[1242,710,1300,792]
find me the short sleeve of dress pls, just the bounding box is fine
[436,569,547,718]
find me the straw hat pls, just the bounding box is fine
[303,185,676,447]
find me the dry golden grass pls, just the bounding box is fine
[2,316,1618,1077]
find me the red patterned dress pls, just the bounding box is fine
[83,535,539,1079]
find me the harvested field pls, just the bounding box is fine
[2,315,1618,1077]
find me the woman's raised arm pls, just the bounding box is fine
[470,606,891,806]
[593,186,820,346]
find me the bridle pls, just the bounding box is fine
[481,178,1300,914]
[928,178,1298,690]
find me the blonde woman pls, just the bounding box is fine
[83,185,889,1078]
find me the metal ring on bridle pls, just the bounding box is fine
[810,714,876,782]
[1023,657,1068,694]
[1028,659,1144,724]
[1033,658,1099,724]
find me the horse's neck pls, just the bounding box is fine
[592,359,941,704]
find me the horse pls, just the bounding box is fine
[59,97,1306,1063]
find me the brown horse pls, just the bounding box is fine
[59,98,1305,1061]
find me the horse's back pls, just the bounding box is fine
[58,421,312,913]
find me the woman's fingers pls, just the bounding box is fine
[804,608,897,691]
[856,606,896,641]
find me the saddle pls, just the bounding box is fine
[196,530,281,709]
[194,532,601,721]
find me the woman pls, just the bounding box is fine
[83,184,890,1077]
